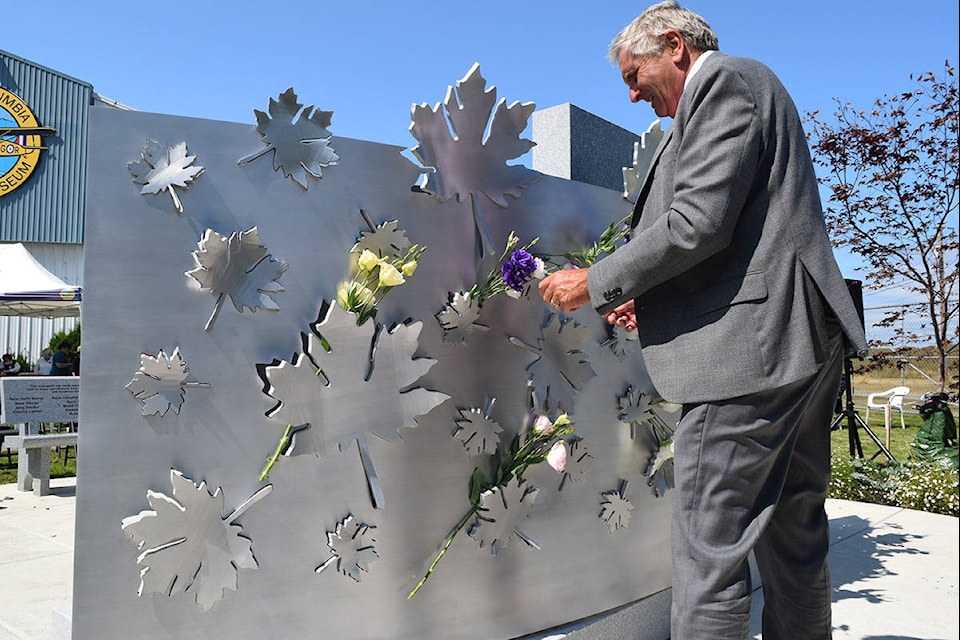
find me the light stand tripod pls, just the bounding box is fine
[830,357,895,461]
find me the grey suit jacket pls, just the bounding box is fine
[587,53,868,404]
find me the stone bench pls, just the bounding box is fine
[0,427,17,463]
[6,433,78,496]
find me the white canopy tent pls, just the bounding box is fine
[0,243,82,318]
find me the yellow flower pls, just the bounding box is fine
[357,249,379,272]
[338,281,374,312]
[401,260,418,277]
[336,282,351,309]
[553,413,571,429]
[353,284,375,307]
[378,262,405,287]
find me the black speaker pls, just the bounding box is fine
[844,278,865,332]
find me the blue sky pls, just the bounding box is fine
[8,0,959,310]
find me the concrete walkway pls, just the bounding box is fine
[0,478,74,640]
[1,477,957,639]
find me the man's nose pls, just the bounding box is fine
[629,87,643,103]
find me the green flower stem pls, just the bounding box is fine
[536,213,631,268]
[407,501,484,599]
[407,416,574,599]
[259,424,294,481]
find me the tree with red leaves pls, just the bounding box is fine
[806,62,959,394]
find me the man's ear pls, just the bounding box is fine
[664,30,685,61]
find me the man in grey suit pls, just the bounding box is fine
[539,2,869,638]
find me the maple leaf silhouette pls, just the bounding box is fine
[599,481,634,533]
[453,404,503,457]
[468,477,540,555]
[556,435,591,490]
[127,140,204,213]
[616,385,676,496]
[120,470,272,611]
[621,120,664,203]
[260,302,449,509]
[646,443,675,498]
[602,323,640,362]
[237,87,339,189]
[124,347,210,416]
[509,314,596,415]
[351,213,412,260]
[617,385,663,440]
[410,63,539,255]
[435,291,487,344]
[185,227,288,331]
[315,515,379,582]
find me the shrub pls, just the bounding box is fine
[830,456,959,516]
[48,323,81,353]
[14,353,33,373]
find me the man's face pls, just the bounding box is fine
[618,48,684,118]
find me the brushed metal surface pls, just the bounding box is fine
[74,91,672,639]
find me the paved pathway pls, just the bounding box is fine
[1,478,957,640]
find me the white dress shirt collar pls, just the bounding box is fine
[684,49,715,90]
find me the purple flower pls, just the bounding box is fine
[501,249,538,291]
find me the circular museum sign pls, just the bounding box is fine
[1,86,54,197]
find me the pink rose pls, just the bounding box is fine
[546,441,567,473]
[533,415,554,435]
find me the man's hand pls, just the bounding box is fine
[538,269,590,315]
[604,300,637,332]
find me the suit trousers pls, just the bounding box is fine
[670,325,843,640]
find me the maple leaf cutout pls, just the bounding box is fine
[436,291,487,344]
[453,405,503,457]
[260,303,449,509]
[603,323,640,362]
[121,470,272,611]
[410,63,539,255]
[186,227,288,331]
[622,120,665,203]
[616,385,676,496]
[646,442,675,498]
[617,385,662,440]
[237,87,339,189]
[557,435,591,490]
[124,347,210,416]
[316,515,379,582]
[509,314,596,415]
[599,481,634,533]
[351,215,412,261]
[127,140,204,213]
[468,477,540,555]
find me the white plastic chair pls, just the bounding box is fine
[866,386,910,429]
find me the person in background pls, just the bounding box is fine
[51,342,74,376]
[539,3,868,638]
[36,348,54,375]
[71,345,81,376]
[1,353,21,376]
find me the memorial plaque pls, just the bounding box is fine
[0,376,80,424]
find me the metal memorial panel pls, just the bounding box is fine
[74,67,673,639]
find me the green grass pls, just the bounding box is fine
[0,448,76,486]
[829,407,959,516]
[830,406,924,461]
